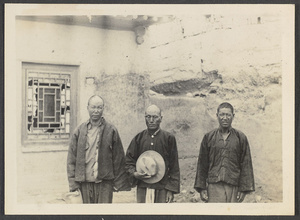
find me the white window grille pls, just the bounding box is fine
[26,70,72,140]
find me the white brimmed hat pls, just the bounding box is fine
[136,150,166,184]
[62,190,83,204]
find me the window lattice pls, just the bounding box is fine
[27,70,71,140]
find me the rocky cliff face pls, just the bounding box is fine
[145,17,282,203]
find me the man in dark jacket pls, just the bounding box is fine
[125,105,180,203]
[194,102,255,203]
[67,95,130,203]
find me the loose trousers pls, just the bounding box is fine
[137,186,167,203]
[207,182,238,203]
[80,181,113,203]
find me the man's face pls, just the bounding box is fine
[145,108,162,131]
[87,97,104,122]
[217,107,234,129]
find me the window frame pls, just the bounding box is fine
[22,62,78,146]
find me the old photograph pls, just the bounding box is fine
[4,4,294,215]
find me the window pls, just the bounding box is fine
[23,63,78,144]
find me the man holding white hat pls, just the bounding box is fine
[125,105,180,203]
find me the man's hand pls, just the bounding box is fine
[200,189,208,203]
[133,171,152,180]
[237,191,246,203]
[166,190,174,203]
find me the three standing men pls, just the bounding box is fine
[68,97,254,204]
[67,95,129,203]
[194,102,255,203]
[125,105,180,203]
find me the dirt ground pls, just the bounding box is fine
[19,153,279,204]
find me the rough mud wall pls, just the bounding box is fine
[92,73,150,149]
[149,96,217,158]
[150,70,221,96]
[144,18,282,202]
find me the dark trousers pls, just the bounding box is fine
[207,182,238,203]
[136,186,167,203]
[80,181,113,203]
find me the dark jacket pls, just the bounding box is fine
[125,129,180,193]
[194,127,255,193]
[67,118,130,192]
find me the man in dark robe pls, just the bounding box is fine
[194,102,255,203]
[126,105,180,203]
